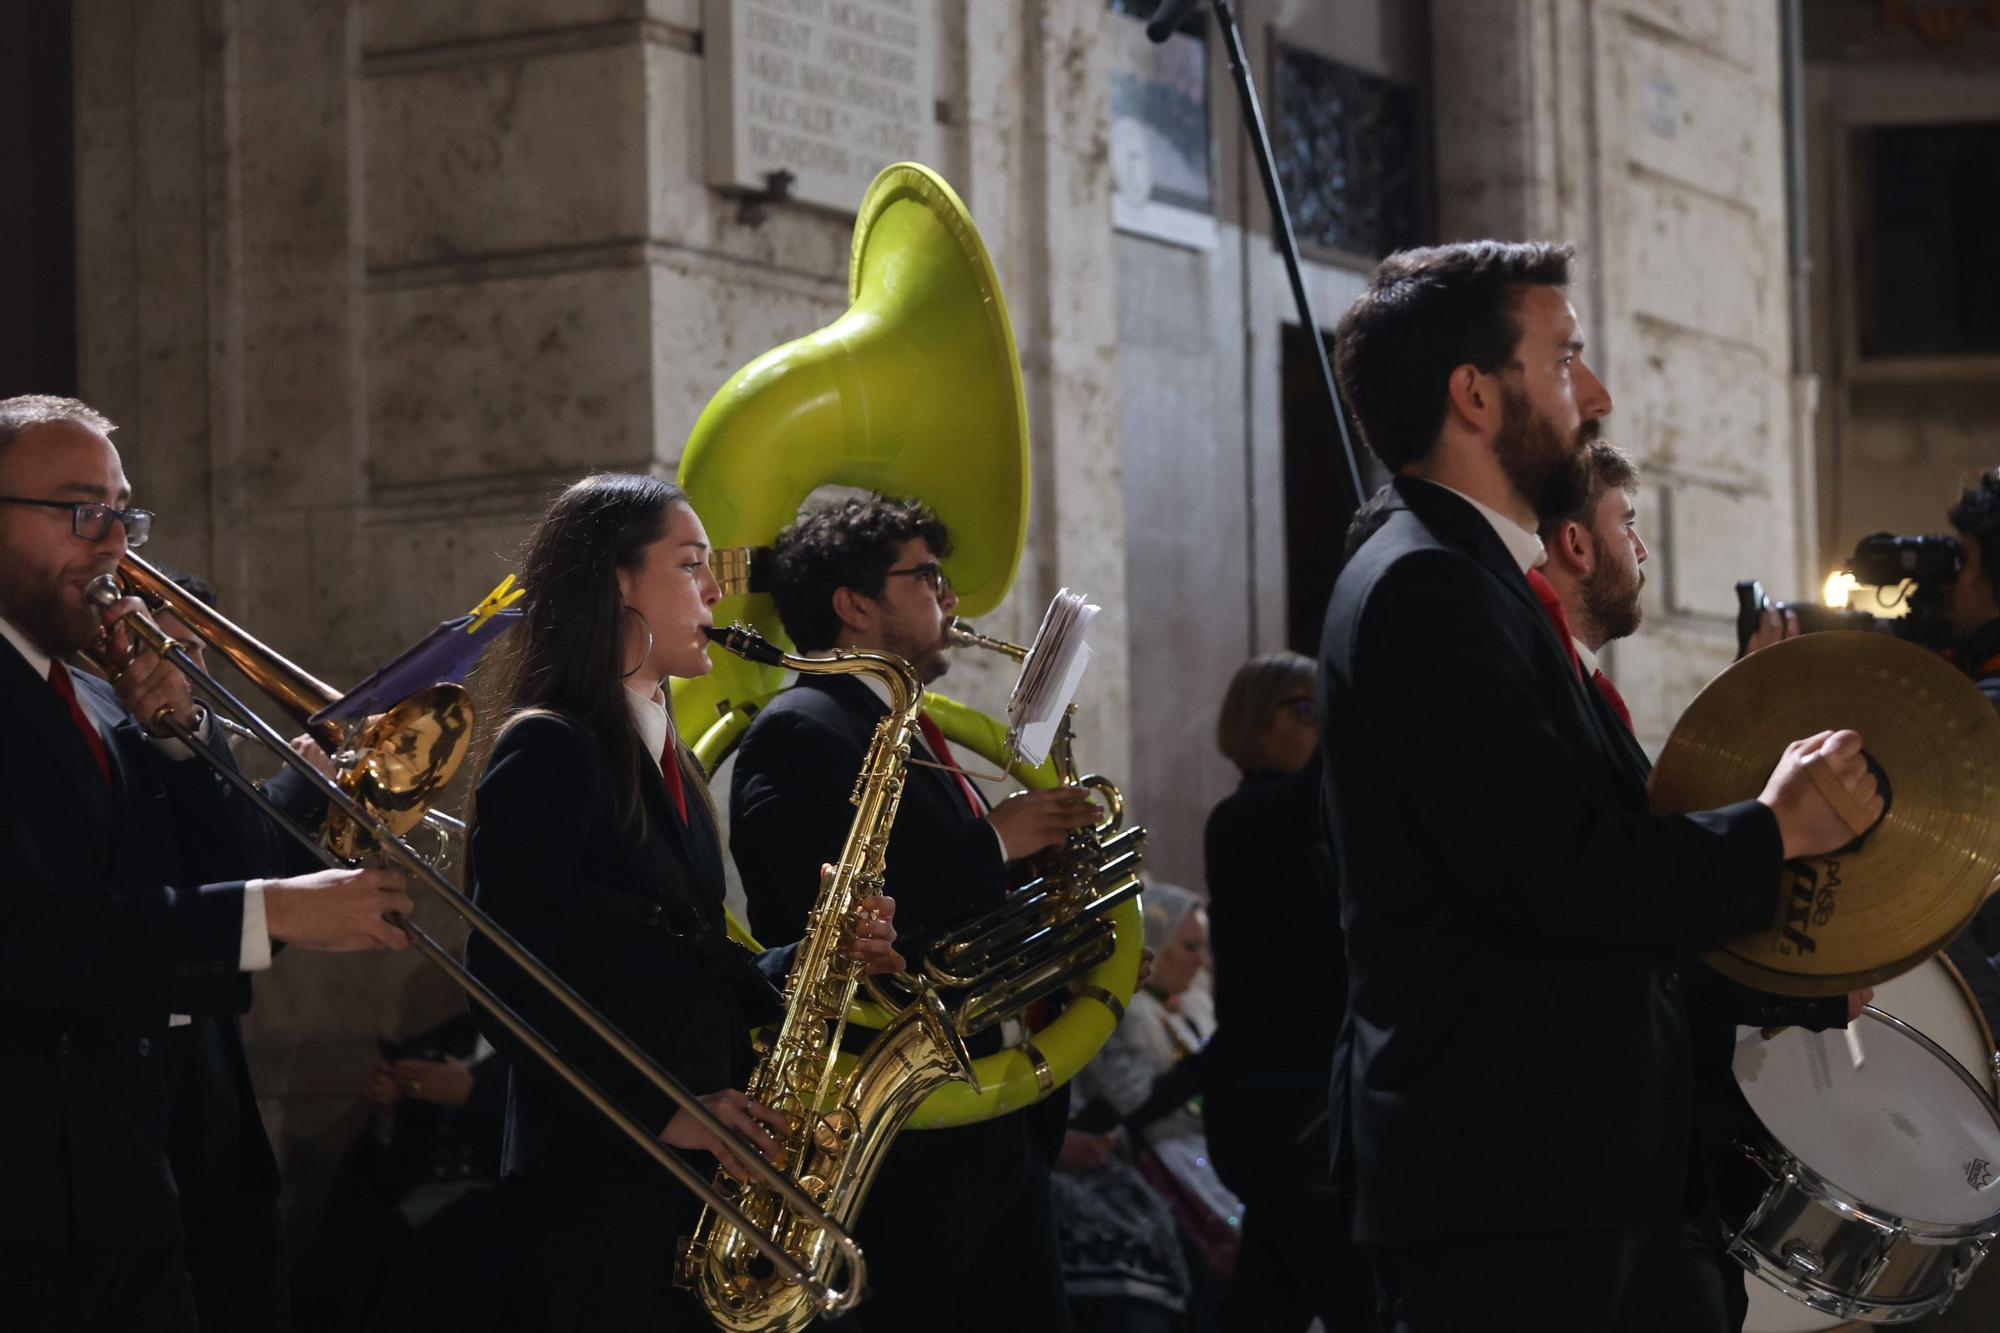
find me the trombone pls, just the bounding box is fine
[86,553,867,1318]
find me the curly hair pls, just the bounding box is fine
[770,494,952,652]
[1949,471,2000,600]
[1334,241,1575,470]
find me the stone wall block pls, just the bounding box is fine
[365,44,652,268]
[73,0,137,110]
[1616,23,1779,217]
[368,264,654,486]
[133,0,206,103]
[360,0,682,55]
[648,259,845,454]
[1622,0,1761,67]
[1624,175,1777,354]
[229,0,352,91]
[1661,479,1789,618]
[74,103,139,417]
[641,42,852,279]
[1622,316,1774,486]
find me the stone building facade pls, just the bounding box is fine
[58,0,1950,1240]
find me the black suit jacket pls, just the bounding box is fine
[0,638,267,1248]
[1319,477,1784,1243]
[731,673,1009,950]
[467,711,781,1185]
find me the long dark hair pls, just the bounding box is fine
[473,472,703,836]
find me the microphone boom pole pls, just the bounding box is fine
[1147,0,1367,511]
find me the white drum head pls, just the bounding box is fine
[1870,956,1997,1096]
[1735,1008,2000,1226]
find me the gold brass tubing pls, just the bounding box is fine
[944,618,1029,662]
[1069,983,1126,1025]
[90,580,867,1318]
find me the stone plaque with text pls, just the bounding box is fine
[704,0,936,214]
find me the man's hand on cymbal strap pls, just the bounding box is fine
[1757,729,1884,861]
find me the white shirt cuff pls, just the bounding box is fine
[988,820,1007,864]
[239,882,273,972]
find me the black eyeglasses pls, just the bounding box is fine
[880,562,950,596]
[0,497,155,548]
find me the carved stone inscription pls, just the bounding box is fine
[704,0,935,213]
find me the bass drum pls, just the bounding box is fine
[1740,953,2000,1331]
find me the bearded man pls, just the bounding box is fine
[1318,242,1882,1332]
[1535,439,1647,727]
[729,493,1096,1333]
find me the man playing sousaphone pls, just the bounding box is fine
[731,493,1098,1333]
[1319,242,1882,1332]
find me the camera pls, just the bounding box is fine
[1736,531,1963,656]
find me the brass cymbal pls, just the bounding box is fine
[1649,632,2000,997]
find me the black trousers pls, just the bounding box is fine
[1223,1184,1374,1332]
[184,1188,291,1333]
[523,1179,708,1332]
[831,1116,1068,1333]
[1369,1215,1732,1333]
[5,1239,198,1332]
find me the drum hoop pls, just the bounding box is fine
[1931,950,2000,1097]
[1737,1007,2000,1241]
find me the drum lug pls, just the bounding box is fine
[1782,1239,1827,1278]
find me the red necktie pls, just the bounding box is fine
[1592,669,1634,734]
[915,710,982,816]
[1525,568,1585,682]
[48,661,112,787]
[658,740,690,825]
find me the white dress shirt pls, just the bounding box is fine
[1573,636,1601,678]
[1430,482,1548,574]
[0,614,270,1009]
[625,682,672,771]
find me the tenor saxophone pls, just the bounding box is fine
[681,625,975,1332]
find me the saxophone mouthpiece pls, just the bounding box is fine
[704,622,786,667]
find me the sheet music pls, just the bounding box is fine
[1005,588,1099,766]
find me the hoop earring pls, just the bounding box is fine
[619,605,655,679]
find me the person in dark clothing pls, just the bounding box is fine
[463,474,900,1331]
[1201,653,1371,1332]
[290,1013,533,1333]
[1319,242,1883,1332]
[0,394,413,1332]
[731,493,1099,1333]
[1538,441,1859,1331]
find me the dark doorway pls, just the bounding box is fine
[1282,323,1374,656]
[0,2,78,398]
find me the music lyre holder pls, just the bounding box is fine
[1146,0,1366,512]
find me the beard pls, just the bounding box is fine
[1580,540,1645,644]
[1495,384,1596,525]
[882,621,951,685]
[0,545,104,659]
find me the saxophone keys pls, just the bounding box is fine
[813,1108,857,1155]
[797,1173,833,1204]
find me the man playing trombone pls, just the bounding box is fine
[0,395,414,1332]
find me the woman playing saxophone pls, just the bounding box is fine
[464,473,901,1330]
